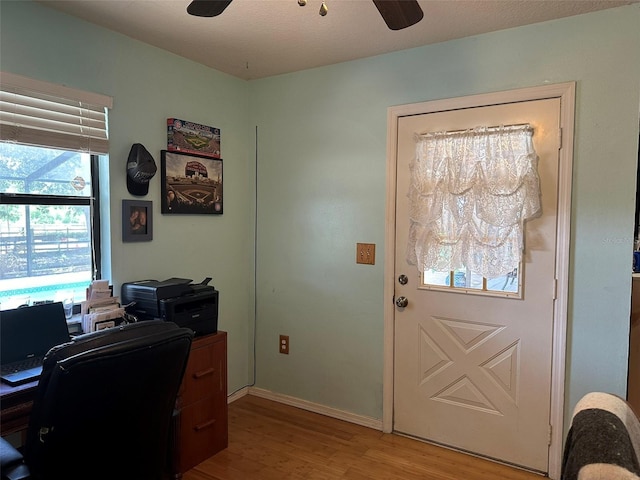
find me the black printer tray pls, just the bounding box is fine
[159,290,218,337]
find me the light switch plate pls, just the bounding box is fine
[356,243,375,265]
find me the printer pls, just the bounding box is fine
[120,277,218,337]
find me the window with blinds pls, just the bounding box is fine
[0,72,112,311]
[0,71,112,154]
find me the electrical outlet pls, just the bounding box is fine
[279,335,289,354]
[356,243,375,265]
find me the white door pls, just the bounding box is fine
[393,98,560,473]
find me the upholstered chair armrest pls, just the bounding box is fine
[0,436,30,480]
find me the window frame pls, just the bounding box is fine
[0,72,111,307]
[0,153,102,300]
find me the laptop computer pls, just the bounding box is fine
[1,302,71,386]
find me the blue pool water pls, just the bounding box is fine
[0,281,89,309]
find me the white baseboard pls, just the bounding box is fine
[246,387,383,431]
[227,386,250,404]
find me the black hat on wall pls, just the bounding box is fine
[126,144,157,196]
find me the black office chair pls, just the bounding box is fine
[0,320,193,480]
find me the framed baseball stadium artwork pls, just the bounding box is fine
[160,150,223,215]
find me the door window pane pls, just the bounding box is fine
[421,266,521,298]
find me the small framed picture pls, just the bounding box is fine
[160,150,223,215]
[122,199,153,242]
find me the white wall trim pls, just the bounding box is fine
[383,82,575,480]
[228,386,250,404]
[248,387,383,430]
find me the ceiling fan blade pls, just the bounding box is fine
[187,0,233,17]
[372,0,424,30]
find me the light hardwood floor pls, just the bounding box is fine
[184,394,545,480]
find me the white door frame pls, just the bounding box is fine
[382,82,575,479]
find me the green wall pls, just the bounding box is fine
[0,0,255,394]
[248,4,640,422]
[2,0,639,432]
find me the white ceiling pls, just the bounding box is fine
[40,0,636,80]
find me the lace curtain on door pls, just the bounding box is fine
[406,125,541,278]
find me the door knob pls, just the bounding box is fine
[395,296,408,308]
[398,274,408,285]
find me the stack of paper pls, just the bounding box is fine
[86,279,112,301]
[81,281,123,332]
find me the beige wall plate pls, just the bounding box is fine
[356,243,375,265]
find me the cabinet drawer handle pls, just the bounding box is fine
[192,367,215,379]
[194,419,216,431]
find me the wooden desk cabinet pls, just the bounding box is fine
[0,379,38,437]
[171,330,228,478]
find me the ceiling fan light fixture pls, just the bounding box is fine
[298,0,307,6]
[319,1,328,16]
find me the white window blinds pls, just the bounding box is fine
[0,72,112,155]
[406,125,541,278]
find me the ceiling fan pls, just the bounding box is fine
[186,0,424,31]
